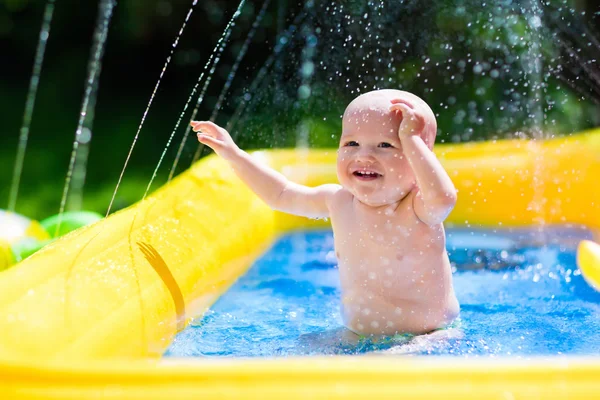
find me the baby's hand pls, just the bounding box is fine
[390,99,425,138]
[191,121,240,161]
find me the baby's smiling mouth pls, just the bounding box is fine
[352,169,382,180]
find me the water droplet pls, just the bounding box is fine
[529,15,542,29]
[301,61,315,78]
[77,127,92,144]
[298,85,311,99]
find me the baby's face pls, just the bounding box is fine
[337,106,415,207]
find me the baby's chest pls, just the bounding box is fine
[331,208,430,259]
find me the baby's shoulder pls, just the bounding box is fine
[322,185,351,210]
[329,185,352,202]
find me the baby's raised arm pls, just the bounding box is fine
[389,101,457,226]
[191,121,339,218]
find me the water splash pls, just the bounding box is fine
[521,0,549,241]
[56,0,116,235]
[7,0,55,213]
[291,1,318,196]
[521,0,547,138]
[546,3,600,106]
[210,0,272,123]
[166,0,247,182]
[236,0,596,149]
[189,0,272,166]
[106,0,199,216]
[295,2,317,151]
[226,11,306,134]
[146,0,254,198]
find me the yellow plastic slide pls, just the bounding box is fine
[1,129,600,399]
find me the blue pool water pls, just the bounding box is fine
[165,227,600,357]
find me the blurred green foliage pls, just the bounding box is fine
[240,0,599,150]
[0,0,598,219]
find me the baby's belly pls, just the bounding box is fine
[340,288,458,336]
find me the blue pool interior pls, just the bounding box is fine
[165,226,600,357]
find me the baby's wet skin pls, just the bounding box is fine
[330,90,458,335]
[192,88,459,337]
[330,189,459,336]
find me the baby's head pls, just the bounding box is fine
[343,89,437,148]
[336,89,437,206]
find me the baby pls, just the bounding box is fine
[191,89,459,336]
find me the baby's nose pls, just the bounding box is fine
[355,148,376,162]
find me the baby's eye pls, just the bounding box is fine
[344,141,359,147]
[378,142,393,148]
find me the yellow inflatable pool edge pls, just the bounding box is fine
[1,129,600,398]
[0,155,276,361]
[4,356,600,399]
[578,240,600,291]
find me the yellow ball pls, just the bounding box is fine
[0,240,15,271]
[0,210,50,270]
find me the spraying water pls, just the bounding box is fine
[105,0,199,216]
[55,0,116,235]
[113,0,248,352]
[546,3,600,107]
[145,0,262,198]
[188,0,272,167]
[517,0,549,244]
[7,0,55,213]
[167,0,248,181]
[235,0,589,150]
[210,0,272,123]
[226,11,306,134]
[6,0,598,220]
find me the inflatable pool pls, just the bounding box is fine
[1,129,600,398]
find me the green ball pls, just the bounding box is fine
[40,211,103,238]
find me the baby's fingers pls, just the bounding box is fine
[190,120,215,133]
[390,102,415,118]
[197,133,225,148]
[391,103,425,134]
[190,121,226,137]
[390,98,415,108]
